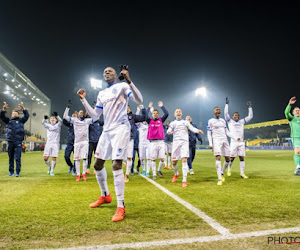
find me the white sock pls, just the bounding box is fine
[51,160,56,172]
[45,159,50,167]
[95,168,109,197]
[216,160,222,180]
[182,162,189,182]
[240,161,245,175]
[82,159,87,175]
[164,154,167,166]
[222,161,229,175]
[126,159,132,175]
[113,169,125,208]
[141,159,145,171]
[146,160,151,174]
[152,161,156,176]
[158,161,164,171]
[168,155,171,166]
[172,163,179,176]
[75,160,81,176]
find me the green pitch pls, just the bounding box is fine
[0,150,299,249]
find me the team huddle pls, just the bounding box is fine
[5,66,300,223]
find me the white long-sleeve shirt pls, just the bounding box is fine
[81,82,143,132]
[167,119,199,142]
[63,107,93,143]
[42,116,62,144]
[224,104,253,142]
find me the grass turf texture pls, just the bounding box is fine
[0,150,299,249]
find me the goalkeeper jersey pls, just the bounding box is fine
[285,104,300,138]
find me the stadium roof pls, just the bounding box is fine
[0,52,50,106]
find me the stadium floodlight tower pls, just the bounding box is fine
[195,87,207,97]
[90,78,102,89]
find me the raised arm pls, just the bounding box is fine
[77,89,103,121]
[120,68,143,104]
[133,108,147,123]
[0,103,10,124]
[18,104,29,124]
[158,101,169,123]
[63,107,71,121]
[224,97,231,122]
[285,97,296,121]
[243,101,253,123]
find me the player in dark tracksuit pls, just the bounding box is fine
[63,118,76,175]
[131,124,140,174]
[87,119,104,174]
[186,116,202,175]
[0,103,29,176]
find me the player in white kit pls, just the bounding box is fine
[167,109,203,187]
[223,97,253,178]
[42,112,62,176]
[63,107,93,182]
[136,105,151,176]
[77,65,143,222]
[207,106,240,185]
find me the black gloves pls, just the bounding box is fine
[226,97,229,104]
[67,100,72,108]
[44,115,48,119]
[247,101,252,107]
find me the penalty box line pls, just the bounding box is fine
[56,227,300,249]
[139,174,231,236]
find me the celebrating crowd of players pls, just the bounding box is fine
[1,65,263,222]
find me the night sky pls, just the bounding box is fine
[0,1,299,130]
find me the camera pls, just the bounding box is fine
[118,64,129,81]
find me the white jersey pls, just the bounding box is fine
[167,119,198,142]
[81,82,142,132]
[63,108,93,143]
[207,118,229,146]
[137,122,150,145]
[224,104,253,142]
[42,117,62,144]
[70,117,93,143]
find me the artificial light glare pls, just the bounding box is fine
[195,87,207,97]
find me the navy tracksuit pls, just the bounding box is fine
[88,120,104,168]
[0,109,29,174]
[188,122,202,170]
[63,119,75,168]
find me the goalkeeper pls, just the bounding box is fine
[285,96,300,175]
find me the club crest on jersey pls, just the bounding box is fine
[118,148,122,153]
[112,88,117,94]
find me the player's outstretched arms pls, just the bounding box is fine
[285,97,296,121]
[224,97,231,122]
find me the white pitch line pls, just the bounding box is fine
[54,226,300,250]
[139,174,231,236]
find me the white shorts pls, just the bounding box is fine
[230,141,245,157]
[213,140,230,157]
[127,139,134,158]
[44,143,59,157]
[95,124,130,160]
[165,142,172,154]
[74,141,88,160]
[139,142,150,160]
[171,140,189,161]
[149,140,165,160]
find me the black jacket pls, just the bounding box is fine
[0,109,29,142]
[128,108,146,139]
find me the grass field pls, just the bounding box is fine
[0,149,300,249]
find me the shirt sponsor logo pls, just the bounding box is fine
[118,148,122,153]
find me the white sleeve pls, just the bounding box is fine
[224,104,231,122]
[187,122,199,133]
[86,118,93,125]
[42,119,49,129]
[80,97,103,121]
[126,82,143,104]
[242,107,253,124]
[207,120,213,146]
[57,115,63,126]
[63,107,71,121]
